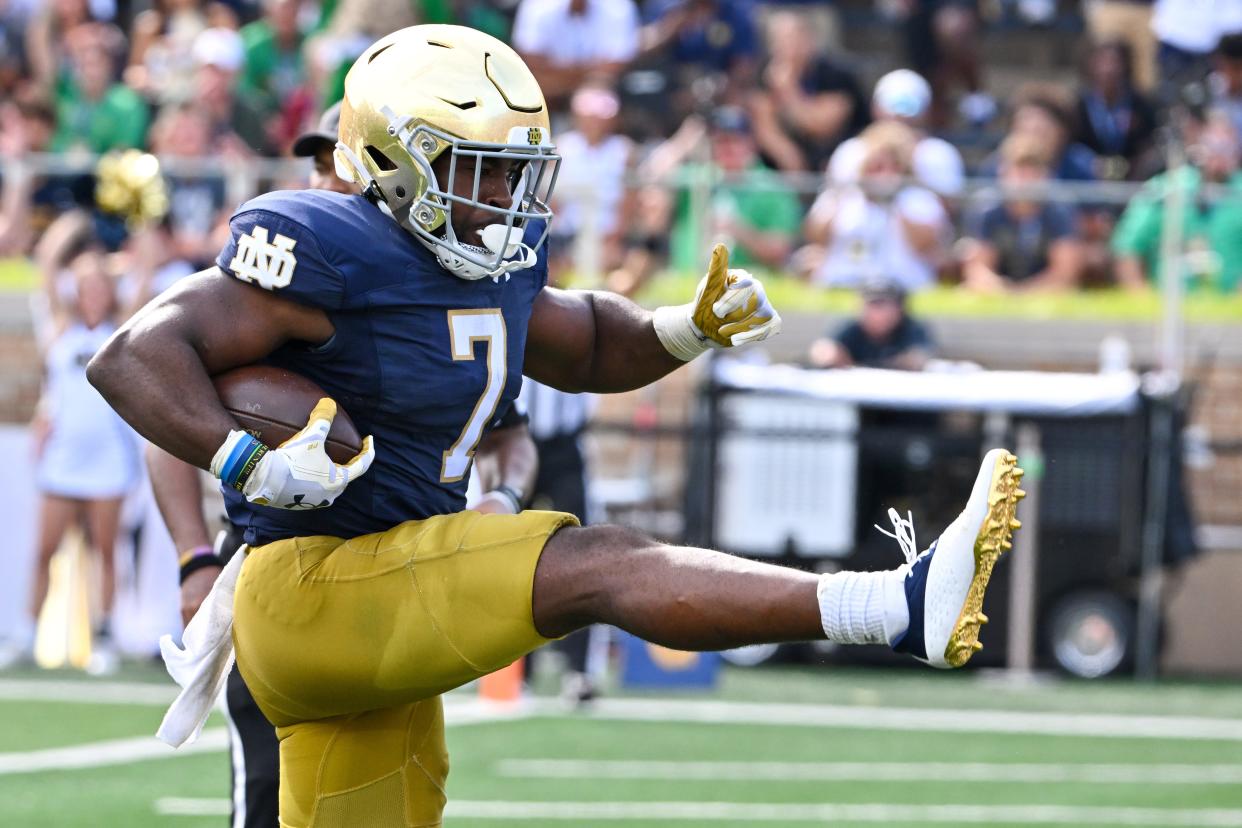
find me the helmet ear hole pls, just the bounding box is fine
[365,145,398,172]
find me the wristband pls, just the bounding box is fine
[210,430,270,491]
[179,545,224,584]
[491,484,525,513]
[653,303,710,362]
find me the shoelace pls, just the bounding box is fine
[875,507,920,567]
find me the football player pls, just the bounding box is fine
[90,26,1024,828]
[146,99,540,827]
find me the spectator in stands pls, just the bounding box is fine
[677,106,800,272]
[548,84,636,283]
[1084,0,1157,92]
[1003,85,1098,182]
[749,10,866,175]
[1210,32,1242,141]
[889,0,990,130]
[191,26,274,156]
[25,0,97,91]
[1075,39,1158,180]
[1113,111,1242,293]
[0,94,61,255]
[807,277,935,370]
[305,0,419,109]
[639,0,759,113]
[240,0,314,147]
[148,103,232,268]
[805,120,949,292]
[828,68,964,200]
[512,0,639,112]
[50,26,149,154]
[126,0,216,105]
[959,133,1085,292]
[1151,0,1242,96]
[0,0,34,96]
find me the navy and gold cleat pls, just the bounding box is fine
[888,448,1025,669]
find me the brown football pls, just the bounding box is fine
[212,365,363,464]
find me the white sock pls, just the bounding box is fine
[816,569,910,645]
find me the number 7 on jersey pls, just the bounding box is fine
[441,309,507,482]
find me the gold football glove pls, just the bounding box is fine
[654,244,782,361]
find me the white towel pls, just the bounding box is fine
[156,548,246,747]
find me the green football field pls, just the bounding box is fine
[2,661,1242,827]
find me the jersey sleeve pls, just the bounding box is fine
[216,204,347,311]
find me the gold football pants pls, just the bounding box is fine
[231,509,578,827]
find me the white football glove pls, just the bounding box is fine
[211,398,376,510]
[653,244,782,361]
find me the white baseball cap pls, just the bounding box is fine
[193,27,245,73]
[873,69,931,120]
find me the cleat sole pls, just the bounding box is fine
[942,451,1025,667]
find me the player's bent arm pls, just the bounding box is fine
[87,267,334,469]
[525,286,684,393]
[525,244,781,394]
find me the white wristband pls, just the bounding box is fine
[653,303,711,362]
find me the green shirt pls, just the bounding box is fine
[240,21,304,114]
[671,163,802,272]
[1112,166,1242,293]
[51,82,149,154]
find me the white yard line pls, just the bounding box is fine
[5,678,1242,742]
[0,678,178,706]
[0,697,530,776]
[0,729,229,775]
[152,798,1242,825]
[497,758,1242,785]
[442,801,1242,825]
[552,697,1242,742]
[155,798,230,816]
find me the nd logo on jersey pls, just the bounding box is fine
[229,225,298,289]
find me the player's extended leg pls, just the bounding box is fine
[534,449,1025,668]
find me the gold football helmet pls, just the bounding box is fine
[334,25,560,280]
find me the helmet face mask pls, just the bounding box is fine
[333,25,561,281]
[404,123,560,280]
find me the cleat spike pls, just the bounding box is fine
[1010,519,1022,530]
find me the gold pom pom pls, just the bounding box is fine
[95,150,170,229]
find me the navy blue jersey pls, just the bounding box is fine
[215,190,546,545]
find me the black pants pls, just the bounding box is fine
[219,528,280,828]
[530,433,593,674]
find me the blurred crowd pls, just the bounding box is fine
[5,0,1242,302]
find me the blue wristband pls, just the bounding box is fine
[220,434,267,490]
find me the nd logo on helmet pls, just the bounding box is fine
[526,127,542,146]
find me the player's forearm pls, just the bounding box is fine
[146,443,213,551]
[579,291,686,393]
